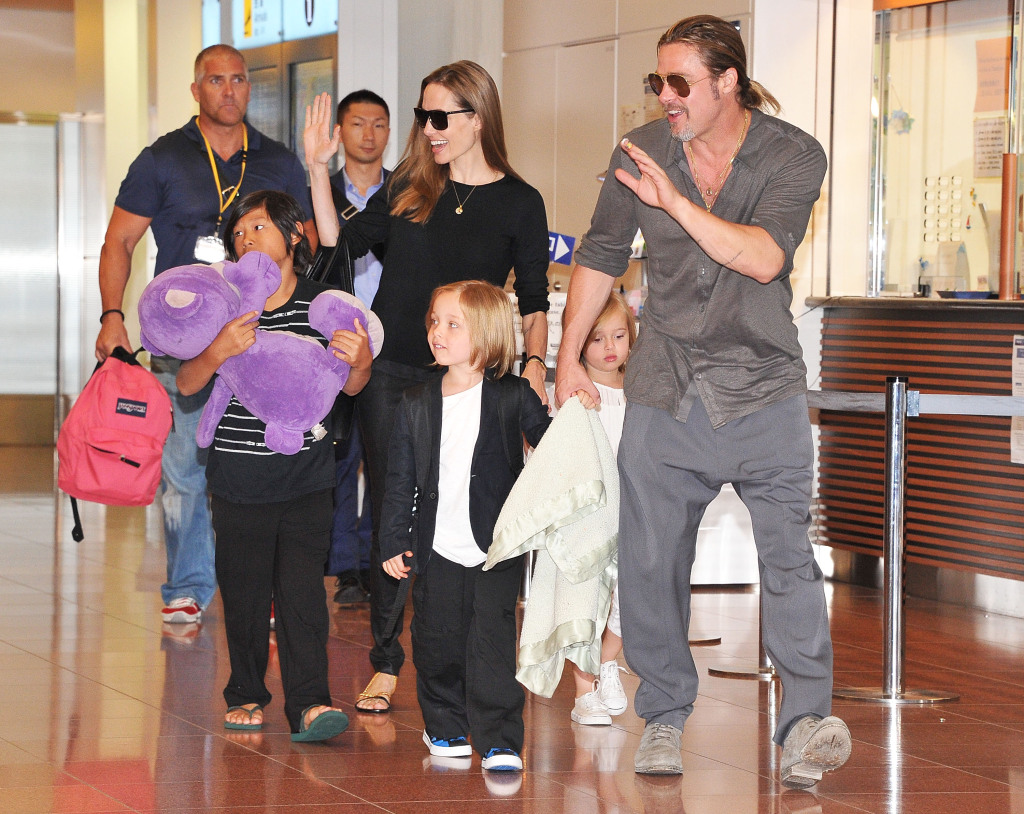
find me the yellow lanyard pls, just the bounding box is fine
[196,118,248,233]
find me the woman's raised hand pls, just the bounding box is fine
[303,92,341,169]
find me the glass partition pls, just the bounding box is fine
[871,0,1018,297]
[0,118,58,395]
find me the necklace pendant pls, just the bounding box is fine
[455,206,463,215]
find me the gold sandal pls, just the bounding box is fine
[355,672,396,713]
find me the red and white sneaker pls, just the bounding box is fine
[162,597,202,624]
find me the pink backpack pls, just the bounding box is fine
[57,347,173,540]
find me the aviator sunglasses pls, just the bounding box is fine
[647,72,712,98]
[413,107,475,130]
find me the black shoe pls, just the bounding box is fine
[334,576,370,605]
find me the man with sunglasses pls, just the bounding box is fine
[555,15,850,789]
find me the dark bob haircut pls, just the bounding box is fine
[225,189,313,274]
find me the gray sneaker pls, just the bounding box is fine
[780,715,852,789]
[633,722,683,775]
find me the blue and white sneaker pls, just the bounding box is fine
[422,730,472,757]
[481,747,523,772]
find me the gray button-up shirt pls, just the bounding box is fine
[574,111,826,428]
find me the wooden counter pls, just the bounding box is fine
[807,296,1024,582]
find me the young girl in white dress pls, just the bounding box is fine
[565,292,637,726]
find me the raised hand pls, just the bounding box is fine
[303,92,341,169]
[615,137,684,213]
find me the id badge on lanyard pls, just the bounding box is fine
[194,234,226,263]
[194,119,247,264]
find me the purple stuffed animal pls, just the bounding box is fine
[138,251,382,455]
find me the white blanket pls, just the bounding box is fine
[486,397,618,697]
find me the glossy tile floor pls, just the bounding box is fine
[2,446,1024,813]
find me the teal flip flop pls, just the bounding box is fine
[290,706,349,742]
[224,704,264,731]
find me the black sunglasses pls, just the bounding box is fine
[413,107,474,130]
[647,73,711,98]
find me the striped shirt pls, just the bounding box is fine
[205,275,336,504]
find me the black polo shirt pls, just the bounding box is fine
[114,116,313,275]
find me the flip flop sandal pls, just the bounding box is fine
[355,672,396,713]
[290,706,349,742]
[224,704,264,731]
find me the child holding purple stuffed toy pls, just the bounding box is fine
[178,189,373,741]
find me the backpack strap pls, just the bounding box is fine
[70,497,84,543]
[109,346,143,366]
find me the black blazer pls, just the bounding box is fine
[379,372,550,574]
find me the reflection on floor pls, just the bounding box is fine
[1,444,1024,813]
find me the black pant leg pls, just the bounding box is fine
[411,554,474,739]
[211,496,277,711]
[465,555,526,755]
[356,361,433,676]
[273,489,334,732]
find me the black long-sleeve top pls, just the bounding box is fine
[338,173,551,368]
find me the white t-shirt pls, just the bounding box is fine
[592,381,625,457]
[433,380,486,567]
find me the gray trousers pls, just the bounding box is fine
[617,394,833,745]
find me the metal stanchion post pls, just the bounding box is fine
[834,377,958,704]
[688,630,723,647]
[519,549,533,605]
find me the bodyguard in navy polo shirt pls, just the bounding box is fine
[94,44,316,627]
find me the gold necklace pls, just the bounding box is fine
[451,180,478,215]
[686,109,750,212]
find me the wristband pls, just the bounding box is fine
[525,354,547,371]
[100,309,125,324]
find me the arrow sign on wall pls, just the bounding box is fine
[548,232,576,265]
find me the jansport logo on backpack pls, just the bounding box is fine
[57,347,172,540]
[115,398,149,417]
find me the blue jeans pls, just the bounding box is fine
[326,422,373,577]
[151,357,217,610]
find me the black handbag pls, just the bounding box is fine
[304,232,358,442]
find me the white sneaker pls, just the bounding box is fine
[571,686,612,725]
[598,660,628,715]
[422,730,472,757]
[481,747,523,771]
[161,597,201,624]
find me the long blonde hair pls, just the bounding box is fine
[389,61,522,224]
[426,281,517,377]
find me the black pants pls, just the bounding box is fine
[356,360,435,676]
[211,489,333,732]
[412,552,525,756]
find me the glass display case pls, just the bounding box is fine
[870,0,1022,298]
